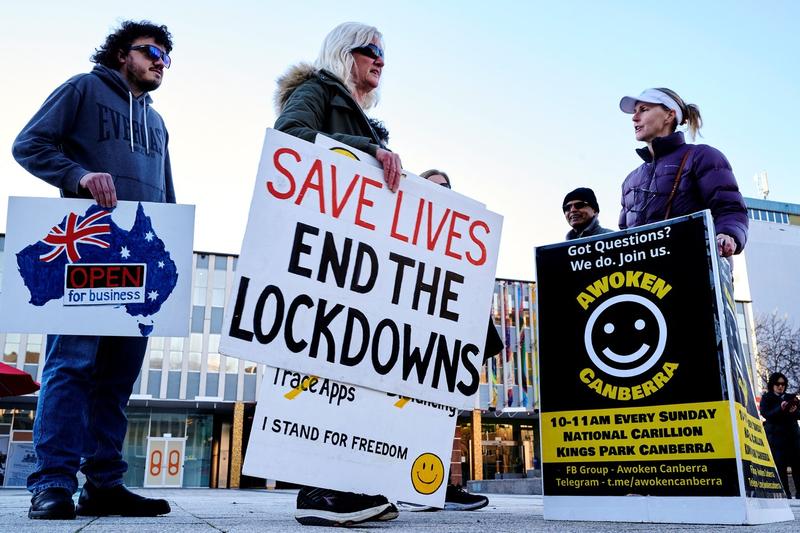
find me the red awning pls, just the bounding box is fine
[0,362,40,397]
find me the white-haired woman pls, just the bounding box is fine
[274,22,401,527]
[275,21,401,191]
[618,88,748,258]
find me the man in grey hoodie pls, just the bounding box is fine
[12,20,175,520]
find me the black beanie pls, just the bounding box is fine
[563,187,599,212]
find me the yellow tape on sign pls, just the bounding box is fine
[735,403,776,468]
[541,401,735,463]
[284,375,319,400]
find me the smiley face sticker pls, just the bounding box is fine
[410,453,444,494]
[584,294,667,378]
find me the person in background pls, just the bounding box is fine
[274,21,401,526]
[760,372,800,498]
[414,168,496,512]
[562,187,612,240]
[618,88,748,257]
[12,20,175,520]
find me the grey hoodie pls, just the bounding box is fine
[13,64,174,203]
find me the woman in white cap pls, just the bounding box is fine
[618,88,748,257]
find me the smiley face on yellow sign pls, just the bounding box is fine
[410,453,444,494]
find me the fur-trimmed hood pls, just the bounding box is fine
[274,63,320,115]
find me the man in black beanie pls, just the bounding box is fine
[563,187,612,240]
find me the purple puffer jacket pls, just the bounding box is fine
[619,132,749,252]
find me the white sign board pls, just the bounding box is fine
[0,197,194,337]
[244,366,457,506]
[221,129,502,409]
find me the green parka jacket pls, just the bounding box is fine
[273,63,384,156]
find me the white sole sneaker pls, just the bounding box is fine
[295,502,392,526]
[444,499,489,511]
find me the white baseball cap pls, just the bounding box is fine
[620,89,683,125]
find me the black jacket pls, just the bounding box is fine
[759,391,800,464]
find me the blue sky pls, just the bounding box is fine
[2,0,798,279]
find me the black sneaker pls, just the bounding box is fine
[444,484,489,511]
[295,487,397,526]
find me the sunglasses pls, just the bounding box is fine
[129,44,171,68]
[563,201,589,212]
[351,43,384,60]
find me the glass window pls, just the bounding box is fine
[207,334,220,373]
[25,334,43,364]
[13,409,35,430]
[149,412,186,438]
[150,337,164,350]
[24,351,39,365]
[210,307,225,333]
[225,356,239,374]
[149,349,163,369]
[168,338,183,371]
[191,306,205,333]
[244,361,258,374]
[4,341,19,364]
[188,351,202,372]
[189,333,203,351]
[212,288,226,307]
[232,257,238,271]
[121,411,150,488]
[188,333,203,372]
[193,286,207,306]
[169,350,182,371]
[214,255,228,271]
[184,413,213,487]
[193,259,209,306]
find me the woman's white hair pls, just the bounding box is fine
[314,22,383,110]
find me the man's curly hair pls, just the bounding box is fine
[91,20,173,69]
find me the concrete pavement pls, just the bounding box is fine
[1,488,799,532]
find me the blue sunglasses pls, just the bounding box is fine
[351,43,384,60]
[129,44,171,68]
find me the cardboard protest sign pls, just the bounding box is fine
[243,367,456,506]
[220,129,502,409]
[0,198,194,337]
[535,212,792,524]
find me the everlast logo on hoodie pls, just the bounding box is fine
[96,102,164,156]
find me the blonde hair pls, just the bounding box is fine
[656,87,703,140]
[314,22,383,110]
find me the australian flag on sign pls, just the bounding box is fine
[15,203,178,336]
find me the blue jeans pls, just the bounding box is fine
[27,335,147,495]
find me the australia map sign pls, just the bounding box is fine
[0,197,194,337]
[535,211,792,525]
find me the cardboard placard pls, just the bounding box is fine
[535,212,792,524]
[221,129,502,409]
[0,198,194,337]
[244,367,456,506]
